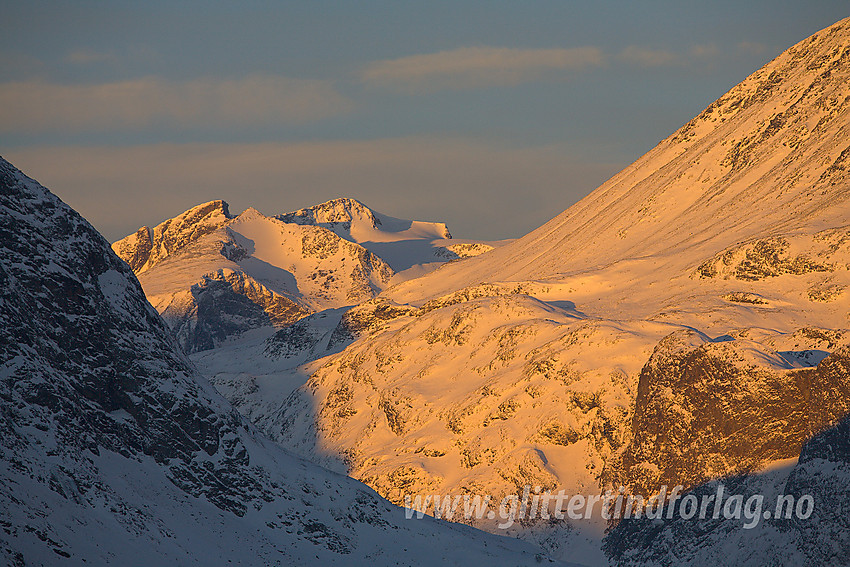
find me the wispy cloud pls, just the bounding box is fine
[362,46,604,92]
[617,46,679,67]
[0,75,353,133]
[689,43,719,59]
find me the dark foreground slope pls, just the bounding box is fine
[0,157,560,566]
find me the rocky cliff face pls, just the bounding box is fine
[0,157,562,566]
[161,268,311,353]
[112,199,233,273]
[620,330,850,496]
[0,160,256,515]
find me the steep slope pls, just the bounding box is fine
[112,199,233,274]
[0,156,566,566]
[389,16,850,304]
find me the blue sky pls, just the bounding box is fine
[1,1,847,240]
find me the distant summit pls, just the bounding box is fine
[113,199,233,274]
[279,197,389,231]
[278,197,452,244]
[113,198,498,352]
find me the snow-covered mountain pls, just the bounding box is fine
[276,198,500,272]
[194,17,850,564]
[113,198,500,353]
[0,156,567,566]
[388,16,850,304]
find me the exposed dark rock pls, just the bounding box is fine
[264,317,328,359]
[620,330,850,497]
[163,269,309,354]
[327,299,417,349]
[0,158,267,516]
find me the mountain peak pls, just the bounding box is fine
[113,199,232,273]
[277,197,382,230]
[278,197,452,245]
[234,206,266,221]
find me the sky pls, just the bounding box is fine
[1,1,847,241]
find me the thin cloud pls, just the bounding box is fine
[0,75,353,133]
[618,46,680,67]
[689,43,719,59]
[65,49,117,65]
[362,46,605,92]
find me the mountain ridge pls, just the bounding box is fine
[212,18,850,563]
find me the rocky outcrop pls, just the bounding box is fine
[695,226,850,281]
[620,330,850,496]
[278,197,386,231]
[435,242,495,260]
[160,268,310,353]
